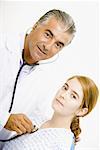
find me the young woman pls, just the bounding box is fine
[3,75,99,150]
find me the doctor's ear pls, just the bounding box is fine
[32,22,40,30]
[26,27,33,35]
[76,107,88,117]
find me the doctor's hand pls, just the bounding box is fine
[4,113,34,135]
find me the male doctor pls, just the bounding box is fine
[0,9,76,140]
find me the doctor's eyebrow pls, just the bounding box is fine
[46,30,53,37]
[46,29,65,47]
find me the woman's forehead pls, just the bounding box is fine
[66,78,83,99]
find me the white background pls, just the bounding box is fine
[0,0,99,149]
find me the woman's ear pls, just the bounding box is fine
[76,107,88,117]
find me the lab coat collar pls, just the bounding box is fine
[5,32,26,54]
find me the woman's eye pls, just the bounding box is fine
[62,86,68,90]
[71,94,77,99]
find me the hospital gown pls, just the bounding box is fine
[3,113,75,150]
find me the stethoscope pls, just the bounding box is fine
[0,50,39,142]
[8,30,59,113]
[0,22,74,142]
[0,37,59,142]
[8,51,39,113]
[0,127,39,142]
[8,48,59,113]
[6,20,72,111]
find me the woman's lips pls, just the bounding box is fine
[56,98,64,107]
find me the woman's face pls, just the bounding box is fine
[52,78,84,117]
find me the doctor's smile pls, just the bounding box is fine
[37,45,47,55]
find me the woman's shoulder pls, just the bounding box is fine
[49,128,75,150]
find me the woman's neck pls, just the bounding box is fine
[40,112,73,130]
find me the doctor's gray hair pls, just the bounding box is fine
[36,9,76,35]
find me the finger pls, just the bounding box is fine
[12,125,23,135]
[23,115,34,129]
[4,125,11,131]
[4,122,21,133]
[21,120,32,133]
[16,121,27,134]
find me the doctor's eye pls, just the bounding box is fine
[55,42,62,49]
[44,31,52,39]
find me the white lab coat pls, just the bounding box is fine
[0,32,55,143]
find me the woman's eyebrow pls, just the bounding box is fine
[65,83,69,87]
[65,83,79,98]
[72,90,79,98]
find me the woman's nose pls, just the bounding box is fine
[60,91,66,98]
[60,90,70,99]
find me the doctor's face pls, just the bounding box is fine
[52,78,84,117]
[25,17,73,64]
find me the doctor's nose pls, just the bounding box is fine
[44,40,54,51]
[42,44,48,51]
